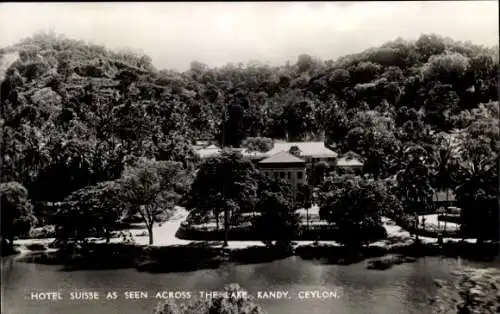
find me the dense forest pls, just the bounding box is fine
[0,32,498,248]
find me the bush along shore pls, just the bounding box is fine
[431,268,500,314]
[16,242,294,272]
[14,239,499,272]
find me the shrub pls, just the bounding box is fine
[26,243,47,251]
[154,283,264,314]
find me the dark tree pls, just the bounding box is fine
[53,180,124,244]
[1,182,36,253]
[154,283,264,314]
[253,174,299,248]
[120,158,187,245]
[185,151,259,246]
[319,175,400,247]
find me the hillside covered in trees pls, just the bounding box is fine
[0,32,498,246]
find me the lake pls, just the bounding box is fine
[2,254,495,314]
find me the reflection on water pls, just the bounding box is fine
[0,255,492,314]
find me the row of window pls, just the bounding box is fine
[310,157,336,163]
[263,171,304,180]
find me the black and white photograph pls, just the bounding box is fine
[0,1,499,314]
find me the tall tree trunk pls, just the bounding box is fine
[306,207,309,231]
[148,224,154,245]
[434,190,440,229]
[414,211,420,241]
[223,206,229,247]
[444,189,449,232]
[214,209,219,230]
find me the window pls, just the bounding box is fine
[280,172,285,178]
[287,172,291,179]
[297,172,303,180]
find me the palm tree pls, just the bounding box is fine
[397,144,435,241]
[431,132,460,232]
[454,133,498,243]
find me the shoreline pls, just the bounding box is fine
[8,236,499,273]
[6,211,498,270]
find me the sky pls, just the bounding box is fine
[0,1,498,71]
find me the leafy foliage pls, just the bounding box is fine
[185,151,259,234]
[254,175,300,247]
[241,137,274,153]
[0,182,36,245]
[53,180,124,244]
[455,130,499,241]
[0,31,498,243]
[396,144,435,214]
[119,158,187,244]
[154,284,263,314]
[318,175,400,247]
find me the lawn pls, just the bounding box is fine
[418,214,460,231]
[16,206,473,255]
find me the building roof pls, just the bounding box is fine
[336,156,363,167]
[197,141,338,160]
[241,141,337,159]
[272,141,337,158]
[259,151,306,164]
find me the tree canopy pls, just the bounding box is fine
[318,175,400,247]
[0,31,498,244]
[120,158,188,244]
[53,180,124,244]
[0,182,36,248]
[154,284,263,314]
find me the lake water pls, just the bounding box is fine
[1,255,494,314]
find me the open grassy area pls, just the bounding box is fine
[418,214,460,231]
[15,206,473,258]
